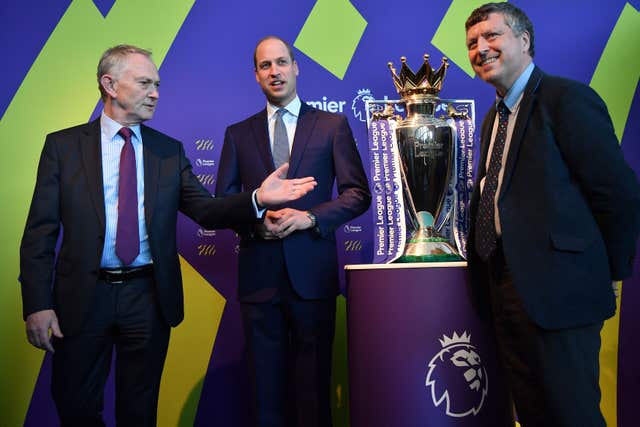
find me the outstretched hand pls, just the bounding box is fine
[256,163,317,207]
[26,309,63,353]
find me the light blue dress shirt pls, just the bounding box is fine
[500,62,535,111]
[99,112,152,268]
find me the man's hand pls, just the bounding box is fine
[267,208,314,239]
[256,163,317,208]
[26,309,63,353]
[255,210,282,240]
[612,280,621,297]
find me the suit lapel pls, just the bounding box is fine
[141,125,160,226]
[288,102,317,178]
[80,119,106,229]
[499,66,543,200]
[250,109,276,174]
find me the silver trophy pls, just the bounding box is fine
[387,55,460,262]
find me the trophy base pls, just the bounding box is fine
[396,228,461,263]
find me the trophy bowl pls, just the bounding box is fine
[389,55,461,262]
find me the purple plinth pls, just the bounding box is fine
[346,263,512,427]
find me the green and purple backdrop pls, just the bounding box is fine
[1,0,638,426]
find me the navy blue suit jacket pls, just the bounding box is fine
[20,119,258,335]
[468,66,640,329]
[216,102,371,301]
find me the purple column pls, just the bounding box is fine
[346,263,511,427]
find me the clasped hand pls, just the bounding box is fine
[257,208,314,239]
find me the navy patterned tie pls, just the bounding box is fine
[475,101,510,261]
[116,127,140,265]
[272,108,290,167]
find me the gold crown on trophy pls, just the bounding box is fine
[388,54,449,98]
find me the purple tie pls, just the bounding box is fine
[475,101,510,261]
[116,127,140,265]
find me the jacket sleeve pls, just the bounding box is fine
[20,135,60,318]
[554,82,640,280]
[310,115,371,238]
[178,140,260,229]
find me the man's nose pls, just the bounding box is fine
[477,37,489,53]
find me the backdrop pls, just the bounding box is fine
[1,1,638,426]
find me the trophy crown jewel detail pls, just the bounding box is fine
[388,54,449,98]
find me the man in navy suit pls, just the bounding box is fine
[215,36,370,427]
[20,44,317,427]
[465,3,640,425]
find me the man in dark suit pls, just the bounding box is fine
[465,3,640,426]
[215,36,370,426]
[20,44,317,427]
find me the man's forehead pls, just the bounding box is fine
[467,14,507,36]
[256,40,289,58]
[122,55,158,74]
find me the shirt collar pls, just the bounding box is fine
[267,96,301,120]
[101,111,142,142]
[497,62,535,112]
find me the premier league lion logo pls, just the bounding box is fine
[351,88,381,122]
[425,331,488,417]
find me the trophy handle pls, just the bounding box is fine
[435,204,452,233]
[399,157,420,232]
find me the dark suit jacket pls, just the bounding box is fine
[468,66,640,330]
[20,118,259,335]
[216,102,371,301]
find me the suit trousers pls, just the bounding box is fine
[52,274,170,427]
[487,242,605,427]
[241,275,336,427]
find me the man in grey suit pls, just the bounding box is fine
[20,44,316,427]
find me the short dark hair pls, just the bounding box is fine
[253,36,295,69]
[465,2,535,58]
[97,44,153,101]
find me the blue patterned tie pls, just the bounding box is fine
[475,101,510,261]
[116,127,140,265]
[272,108,289,168]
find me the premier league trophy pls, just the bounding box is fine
[387,55,461,262]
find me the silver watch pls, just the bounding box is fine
[306,211,317,228]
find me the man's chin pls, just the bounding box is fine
[267,94,287,107]
[477,69,499,85]
[140,112,155,121]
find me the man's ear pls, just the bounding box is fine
[100,74,117,98]
[520,30,531,54]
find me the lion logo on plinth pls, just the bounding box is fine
[425,331,488,417]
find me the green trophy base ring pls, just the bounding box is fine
[395,236,462,263]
